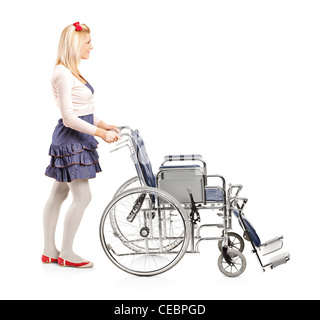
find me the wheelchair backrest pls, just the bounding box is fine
[131,130,157,188]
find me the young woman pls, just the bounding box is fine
[42,22,121,268]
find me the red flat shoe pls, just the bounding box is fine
[58,257,93,268]
[42,255,58,264]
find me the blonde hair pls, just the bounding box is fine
[55,23,90,79]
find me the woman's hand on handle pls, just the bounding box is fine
[97,120,121,134]
[106,124,121,133]
[95,127,121,143]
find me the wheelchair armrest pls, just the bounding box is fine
[206,174,226,191]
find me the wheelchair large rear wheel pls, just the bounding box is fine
[110,177,184,254]
[112,176,141,197]
[100,187,191,276]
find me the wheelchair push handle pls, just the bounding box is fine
[109,126,132,153]
[110,126,133,141]
[117,126,133,134]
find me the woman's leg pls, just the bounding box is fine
[43,180,70,258]
[59,179,92,263]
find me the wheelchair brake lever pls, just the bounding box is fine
[187,187,201,224]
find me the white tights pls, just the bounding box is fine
[42,179,92,263]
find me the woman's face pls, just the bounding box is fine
[81,33,93,59]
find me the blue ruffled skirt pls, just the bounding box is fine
[45,114,102,182]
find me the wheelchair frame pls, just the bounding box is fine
[111,127,233,253]
[100,126,289,277]
[99,126,248,277]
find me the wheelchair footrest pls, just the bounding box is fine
[268,252,290,269]
[261,236,283,256]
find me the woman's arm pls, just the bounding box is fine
[94,114,120,133]
[55,69,98,136]
[54,68,120,142]
[96,119,121,133]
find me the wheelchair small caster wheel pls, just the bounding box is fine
[218,232,245,253]
[218,249,246,277]
[140,227,150,237]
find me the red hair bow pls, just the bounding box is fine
[73,22,83,31]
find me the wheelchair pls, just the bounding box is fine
[99,127,290,277]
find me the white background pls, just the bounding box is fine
[0,0,319,300]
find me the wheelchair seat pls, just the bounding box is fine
[205,188,224,202]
